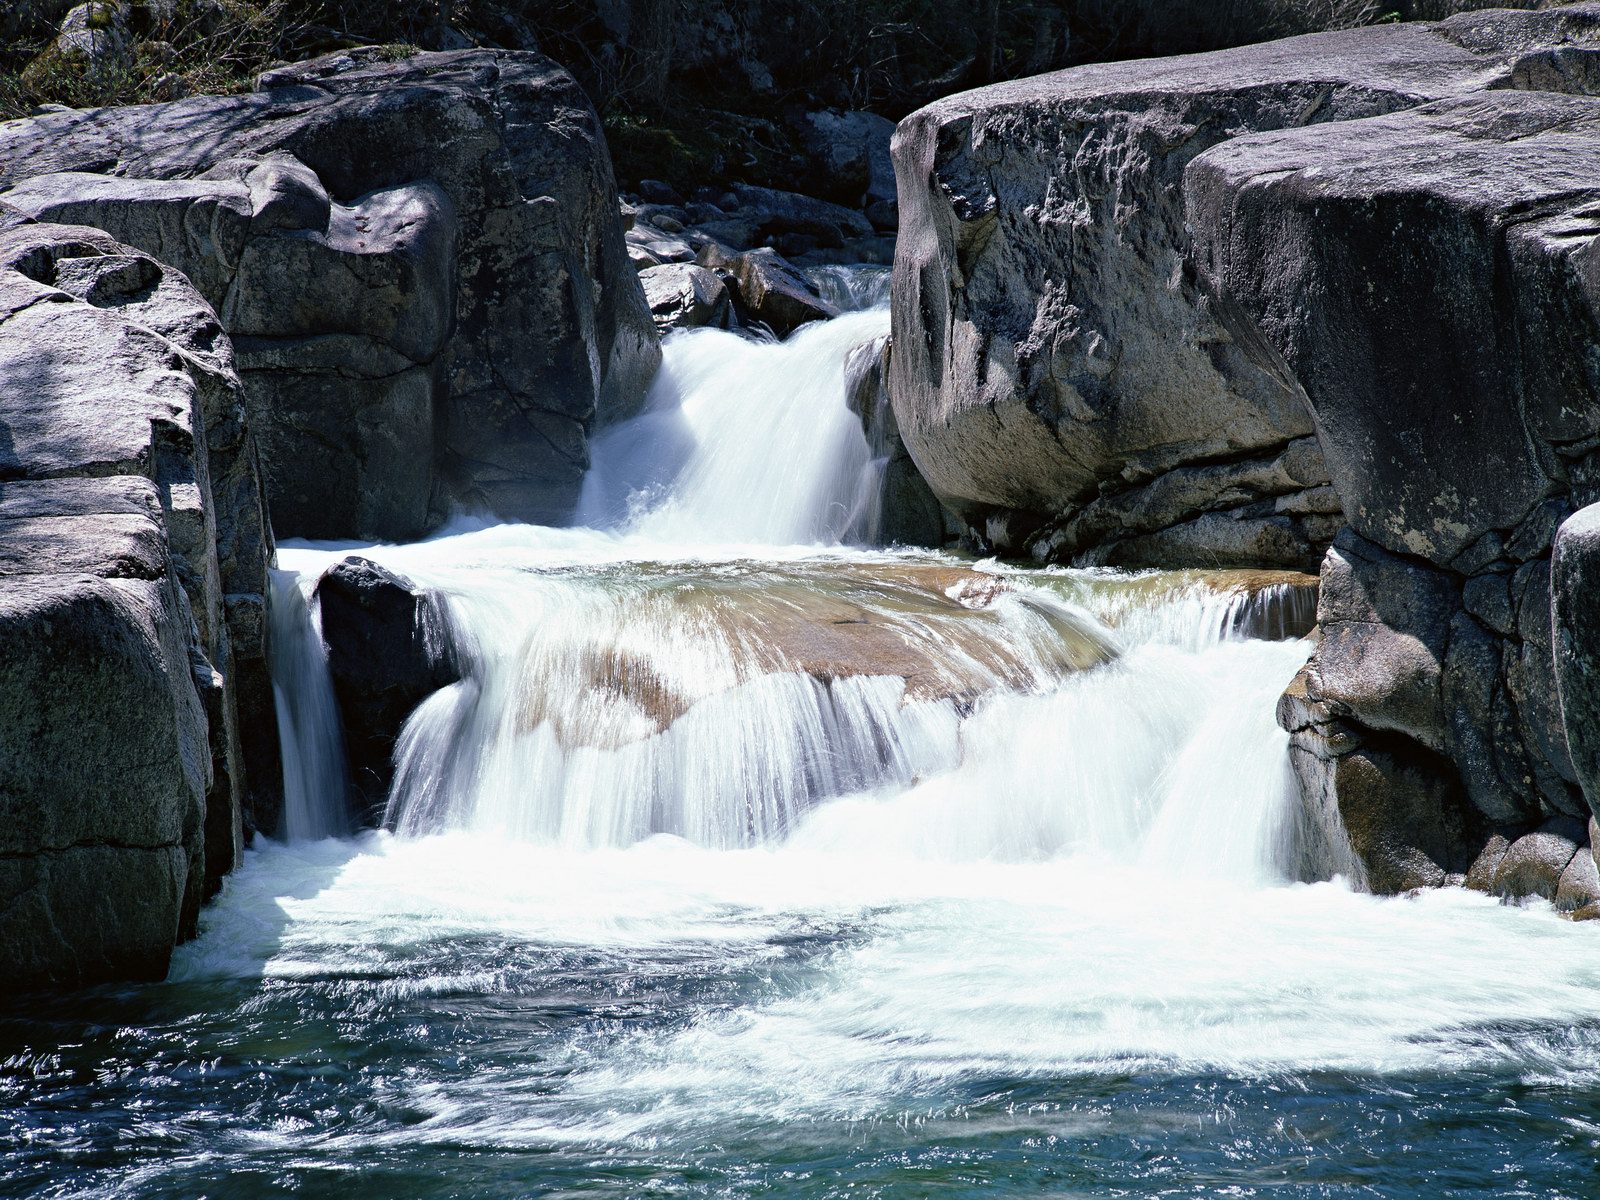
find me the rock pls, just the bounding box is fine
[1288,734,1473,896]
[639,179,682,205]
[0,47,661,534]
[638,262,736,332]
[844,335,958,548]
[800,110,897,210]
[1557,839,1600,912]
[1492,817,1586,901]
[730,184,875,250]
[1464,830,1514,893]
[889,8,1600,564]
[626,223,696,267]
[1189,89,1600,565]
[698,244,839,336]
[23,0,135,88]
[1554,503,1600,819]
[315,558,461,821]
[0,220,273,989]
[1312,532,1459,747]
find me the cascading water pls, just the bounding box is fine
[14,280,1600,1200]
[266,569,348,841]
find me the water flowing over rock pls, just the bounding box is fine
[887,2,1600,897]
[0,47,660,537]
[0,221,273,990]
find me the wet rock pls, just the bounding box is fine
[0,47,660,534]
[698,244,839,336]
[1492,817,1586,901]
[315,558,460,821]
[844,335,958,548]
[639,262,735,333]
[1286,730,1472,896]
[1557,840,1600,912]
[1464,830,1514,893]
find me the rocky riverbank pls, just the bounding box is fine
[887,1,1600,900]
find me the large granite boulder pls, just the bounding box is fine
[888,6,1600,567]
[1188,85,1600,883]
[0,220,274,990]
[0,47,661,537]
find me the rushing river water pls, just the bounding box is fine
[7,292,1600,1199]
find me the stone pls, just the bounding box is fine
[0,220,275,989]
[23,1,135,87]
[729,184,875,250]
[889,7,1600,563]
[1309,531,1459,753]
[1555,503,1600,819]
[0,47,661,534]
[638,262,736,333]
[315,558,461,819]
[844,335,957,548]
[1492,817,1586,901]
[800,110,897,210]
[1288,736,1473,896]
[1189,89,1600,565]
[1464,830,1514,893]
[1557,839,1600,912]
[698,244,839,336]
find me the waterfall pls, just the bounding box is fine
[267,569,348,841]
[268,279,1338,885]
[578,308,889,545]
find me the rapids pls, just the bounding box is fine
[7,282,1600,1199]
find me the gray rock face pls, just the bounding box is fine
[1555,504,1600,816]
[0,47,661,536]
[888,7,1600,566]
[1186,77,1600,888]
[1188,90,1600,565]
[0,222,273,991]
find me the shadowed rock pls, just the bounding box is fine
[315,557,461,821]
[0,47,661,537]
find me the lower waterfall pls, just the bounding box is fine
[16,289,1600,1200]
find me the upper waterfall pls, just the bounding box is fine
[578,308,890,547]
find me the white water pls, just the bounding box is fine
[234,287,1600,1179]
[267,569,347,841]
